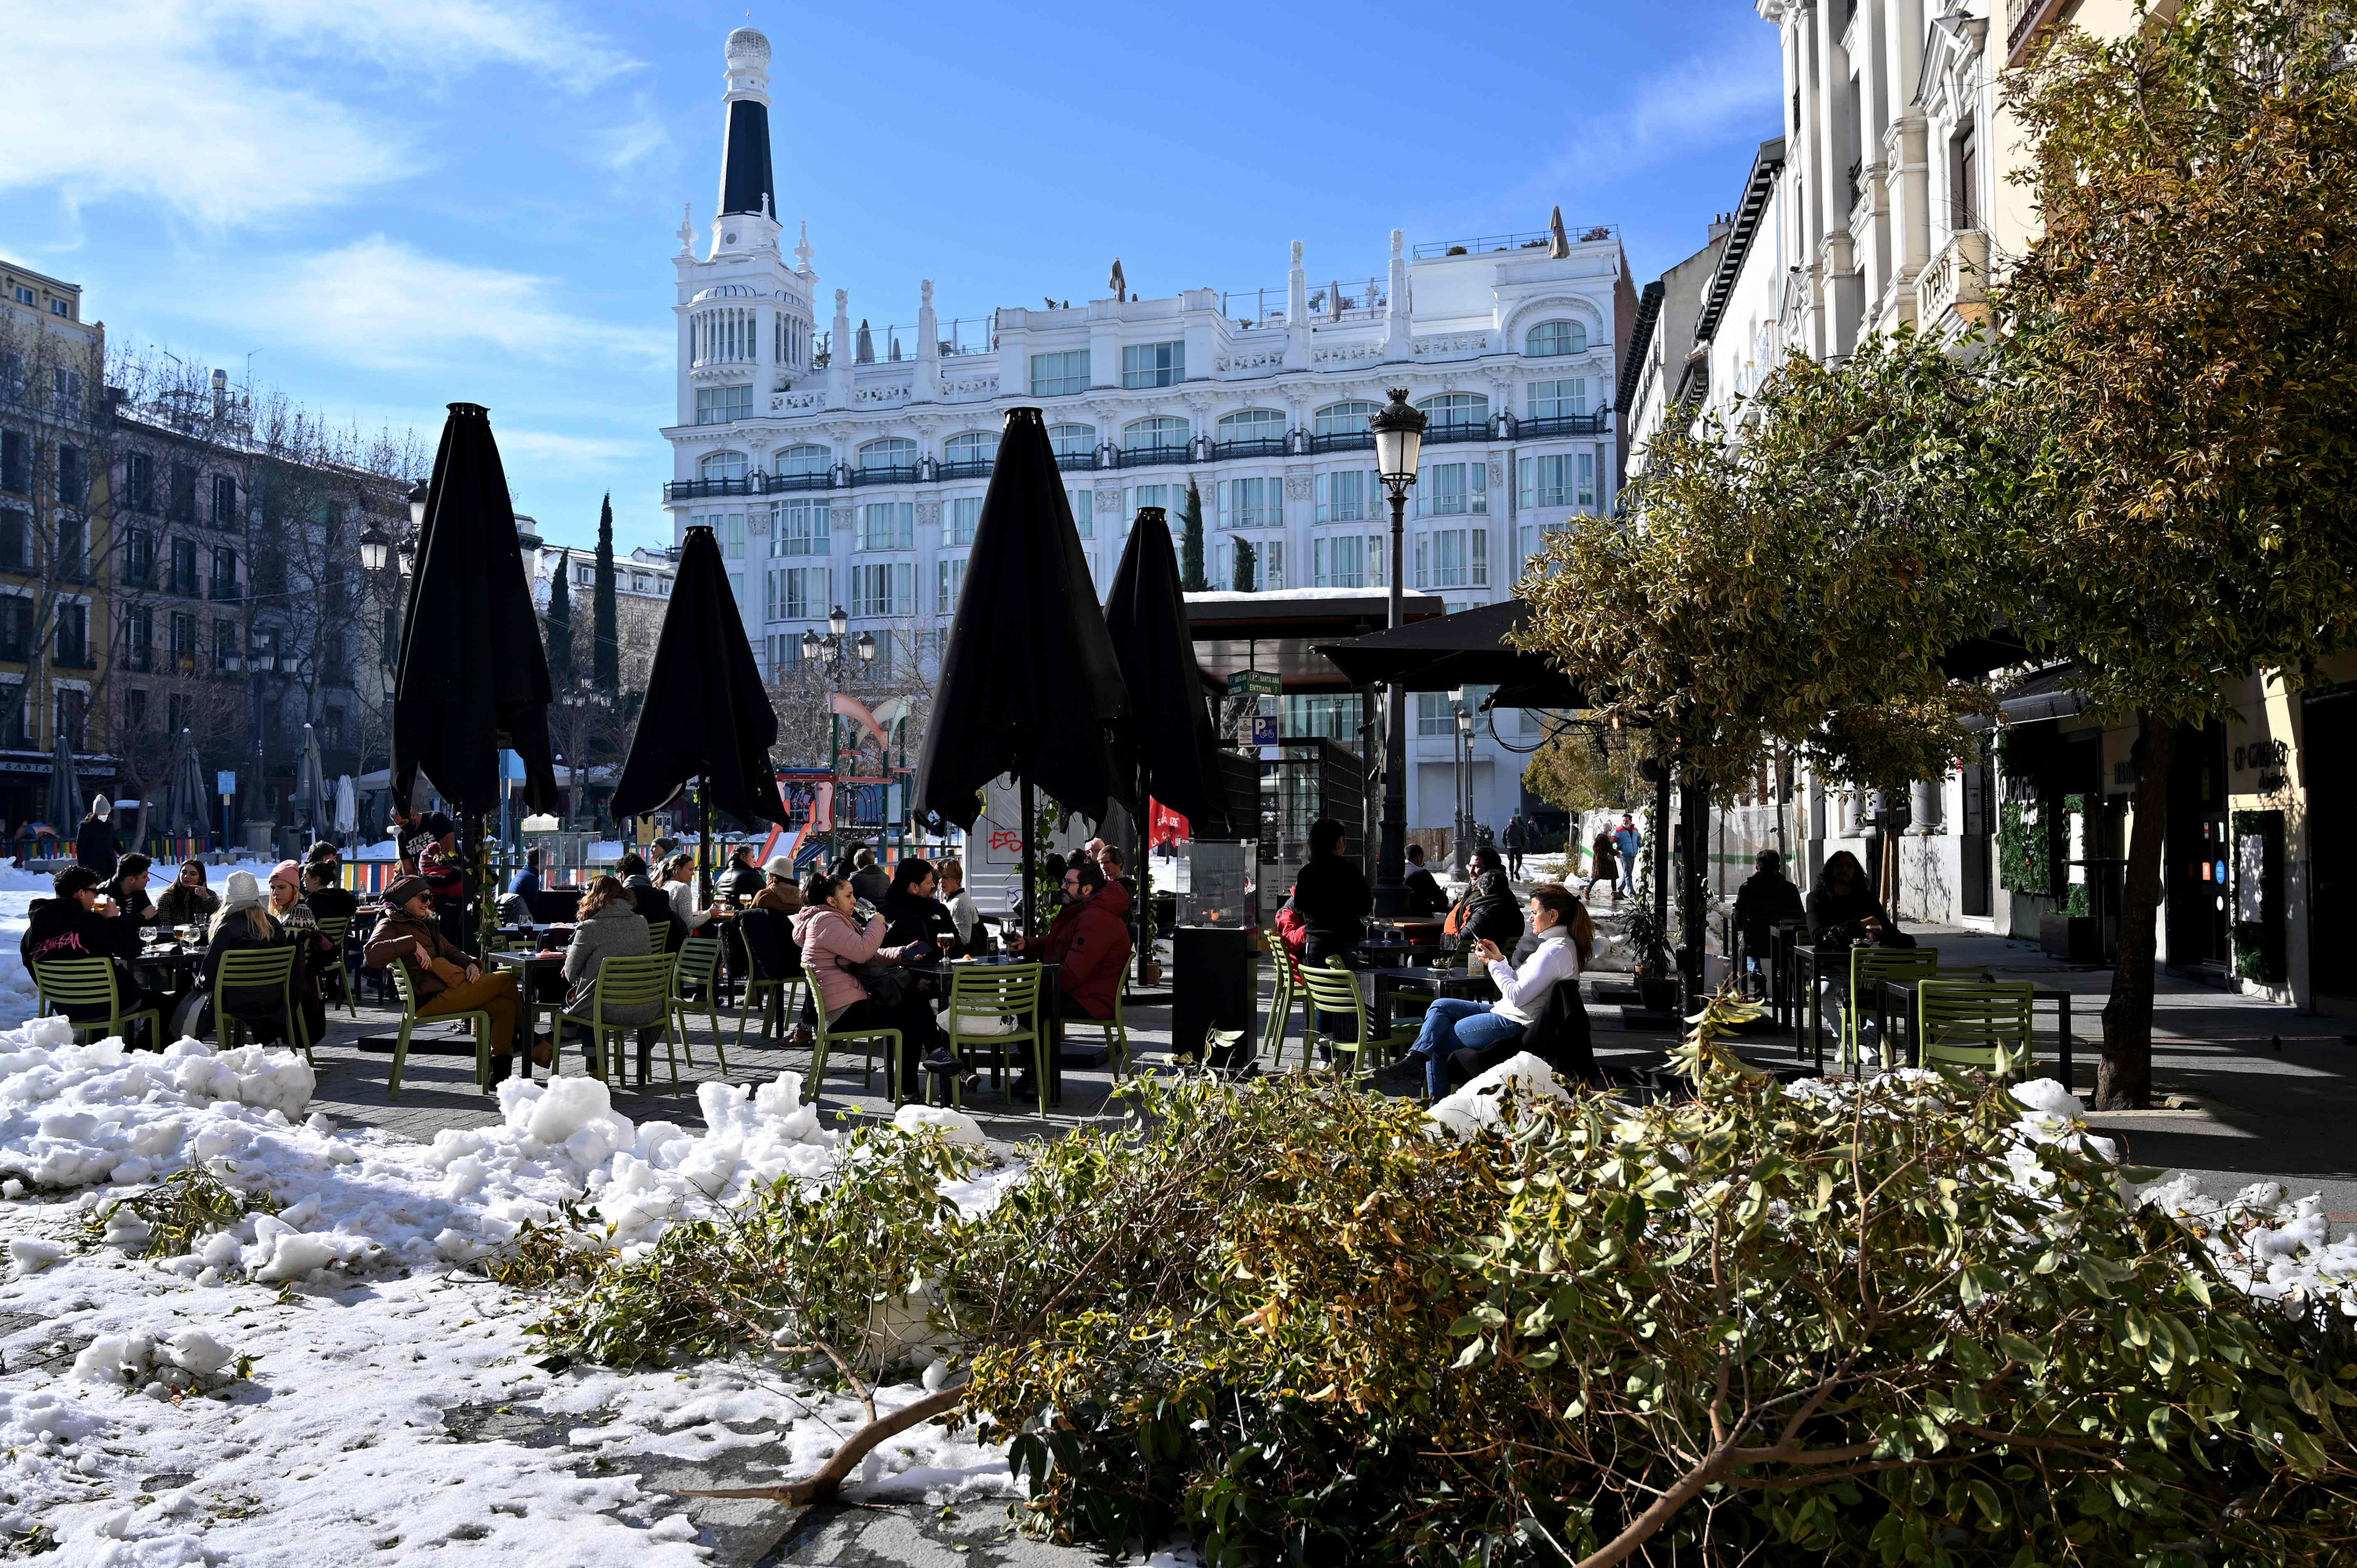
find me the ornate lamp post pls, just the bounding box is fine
[801,607,876,862]
[1368,387,1426,915]
[1452,689,1474,878]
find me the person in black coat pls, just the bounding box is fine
[1402,843,1450,917]
[1291,818,1372,965]
[716,843,767,903]
[1732,850,1808,964]
[20,867,164,1043]
[74,796,118,876]
[880,856,961,958]
[614,852,676,932]
[200,873,301,1045]
[1806,850,1916,951]
[1450,850,1524,951]
[104,853,157,931]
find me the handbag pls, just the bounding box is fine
[844,958,916,1009]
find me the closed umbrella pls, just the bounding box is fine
[391,402,561,943]
[611,525,790,899]
[915,406,1128,940]
[161,727,207,842]
[335,775,357,837]
[299,724,328,841]
[44,728,82,835]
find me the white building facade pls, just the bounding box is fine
[659,26,1637,837]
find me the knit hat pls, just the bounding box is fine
[52,866,101,899]
[269,859,302,891]
[219,870,265,914]
[384,874,431,910]
[90,793,110,820]
[763,856,794,877]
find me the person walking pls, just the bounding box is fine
[1501,813,1530,880]
[75,796,119,877]
[1588,826,1618,902]
[1611,813,1643,901]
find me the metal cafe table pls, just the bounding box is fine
[1369,964,1497,1041]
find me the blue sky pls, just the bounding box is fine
[0,0,1782,558]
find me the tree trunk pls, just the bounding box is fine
[2099,711,2174,1110]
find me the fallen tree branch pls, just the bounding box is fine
[674,1383,965,1509]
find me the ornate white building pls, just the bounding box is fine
[659,24,1637,834]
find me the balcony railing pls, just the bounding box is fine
[1513,412,1611,439]
[208,577,239,602]
[120,561,155,589]
[934,458,994,482]
[2007,0,2069,63]
[123,644,153,673]
[165,568,197,596]
[1111,445,1189,471]
[1054,451,1100,473]
[1915,229,1992,329]
[850,463,919,488]
[1424,422,1490,447]
[1308,430,1374,453]
[662,471,833,502]
[53,644,93,671]
[1210,436,1289,461]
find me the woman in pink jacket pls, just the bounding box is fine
[789,873,944,1094]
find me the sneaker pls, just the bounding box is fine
[1007,1072,1038,1102]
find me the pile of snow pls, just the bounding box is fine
[2139,1172,2357,1321]
[1427,1051,1572,1140]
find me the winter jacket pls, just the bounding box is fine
[105,878,156,930]
[1042,881,1133,1020]
[364,909,475,1005]
[1733,869,1808,954]
[717,862,767,902]
[1402,865,1450,917]
[663,877,713,934]
[305,885,361,925]
[20,896,137,972]
[750,883,801,914]
[850,864,892,907]
[560,902,662,1025]
[74,817,117,875]
[942,888,980,948]
[420,844,465,910]
[1501,819,1530,850]
[882,888,960,957]
[790,904,900,1021]
[1451,867,1525,951]
[1291,852,1371,963]
[621,874,674,934]
[156,882,221,929]
[200,915,299,1042]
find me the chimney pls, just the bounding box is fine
[210,368,228,418]
[1709,211,1736,244]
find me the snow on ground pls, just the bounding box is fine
[0,1018,1026,1563]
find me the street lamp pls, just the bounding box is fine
[828,604,849,639]
[804,609,871,861]
[1451,687,1472,878]
[1368,387,1427,915]
[406,480,429,529]
[854,630,877,664]
[358,522,390,573]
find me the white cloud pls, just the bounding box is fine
[592,93,676,175]
[497,428,648,464]
[211,236,672,371]
[0,0,634,227]
[1535,31,1783,189]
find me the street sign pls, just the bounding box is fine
[216,771,236,797]
[1227,669,1281,698]
[1251,716,1281,746]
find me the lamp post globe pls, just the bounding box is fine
[406,481,429,530]
[800,628,823,662]
[828,605,849,639]
[1369,387,1427,489]
[854,631,877,664]
[358,522,390,573]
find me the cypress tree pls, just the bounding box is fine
[545,549,575,682]
[1232,537,1257,593]
[1178,477,1208,592]
[592,494,621,692]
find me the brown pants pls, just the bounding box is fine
[419,970,522,1057]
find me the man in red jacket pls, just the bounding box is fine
[1030,858,1132,1020]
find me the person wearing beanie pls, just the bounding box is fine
[199,870,305,1046]
[75,795,119,876]
[155,859,220,929]
[365,874,535,1079]
[20,866,163,1045]
[750,856,802,914]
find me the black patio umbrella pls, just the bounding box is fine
[1105,504,1233,832]
[391,404,560,938]
[610,525,790,897]
[917,406,1128,940]
[161,727,207,842]
[44,729,83,838]
[1316,597,1593,708]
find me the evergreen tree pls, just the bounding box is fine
[592,494,621,692]
[544,549,575,683]
[1232,537,1257,593]
[1178,478,1208,592]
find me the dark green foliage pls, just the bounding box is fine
[1178,479,1207,593]
[1231,537,1255,594]
[83,1166,280,1258]
[544,550,574,683]
[592,494,620,693]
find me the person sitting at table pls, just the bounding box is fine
[302,860,359,925]
[1384,883,1593,1101]
[22,866,166,1044]
[155,860,219,930]
[365,874,537,1079]
[658,852,716,936]
[1402,843,1450,917]
[717,844,766,904]
[1806,850,1917,952]
[106,852,157,930]
[792,873,944,1090]
[266,860,334,1045]
[751,856,803,914]
[1447,848,1524,952]
[1733,849,1808,970]
[197,871,306,1047]
[881,855,961,958]
[937,859,981,951]
[412,812,468,951]
[849,845,892,907]
[1292,818,1371,967]
[557,874,660,1078]
[614,852,675,930]
[1002,859,1131,1102]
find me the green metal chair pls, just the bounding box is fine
[1296,958,1418,1079]
[799,960,904,1106]
[735,941,804,1053]
[1059,970,1131,1079]
[387,962,498,1100]
[1259,951,1296,1068]
[557,954,677,1086]
[214,947,306,1058]
[1917,979,2037,1076]
[946,962,1047,1115]
[31,958,162,1050]
[314,915,357,1018]
[1846,946,1940,1073]
[669,934,728,1075]
[644,917,674,958]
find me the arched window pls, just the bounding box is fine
[699,450,749,483]
[1525,319,1587,357]
[1123,416,1189,454]
[775,444,831,477]
[1047,423,1096,458]
[856,437,917,477]
[1416,392,1490,431]
[941,430,999,474]
[1215,408,1287,454]
[1313,400,1378,436]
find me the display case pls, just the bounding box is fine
[1178,839,1258,929]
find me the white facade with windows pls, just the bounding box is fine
[660,26,1636,836]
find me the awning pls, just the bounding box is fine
[1188,588,1450,691]
[1314,598,1589,707]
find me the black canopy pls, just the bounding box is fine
[610,525,790,830]
[916,407,1129,828]
[1316,598,1590,709]
[1104,507,1232,834]
[392,403,559,817]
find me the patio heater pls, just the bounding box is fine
[1368,387,1426,915]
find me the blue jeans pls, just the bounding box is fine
[1615,855,1638,897]
[1407,996,1526,1098]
